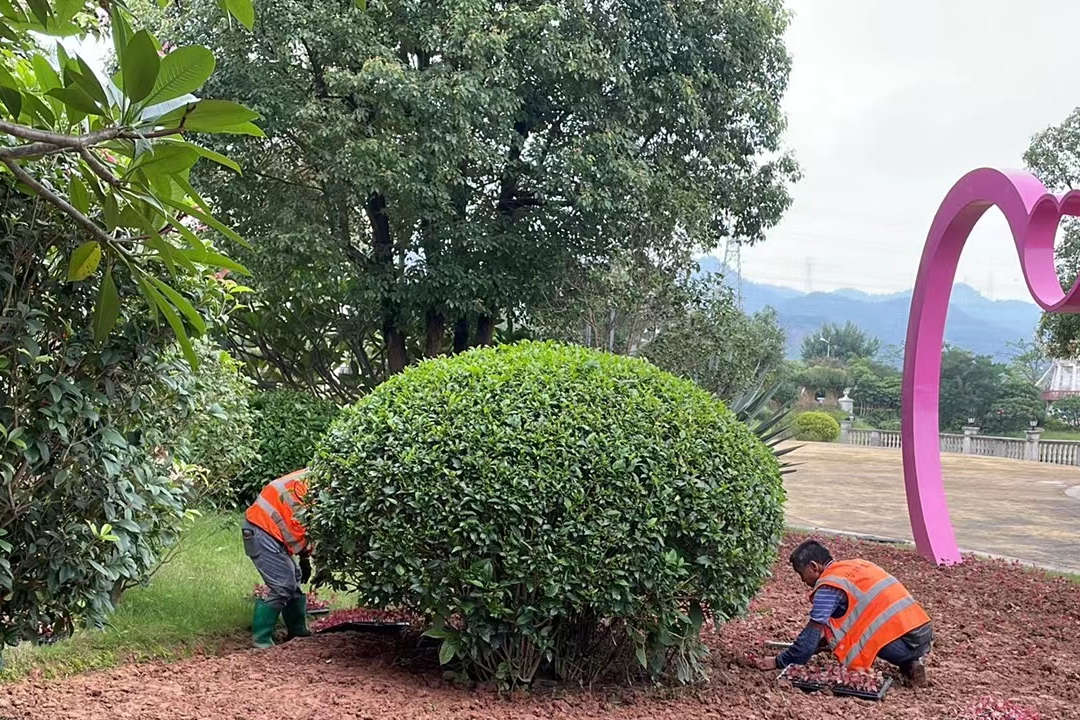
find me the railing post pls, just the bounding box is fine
[1025,427,1042,462]
[962,425,980,454]
[870,430,881,447]
[840,418,852,444]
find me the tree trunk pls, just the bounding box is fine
[453,316,470,354]
[367,192,407,374]
[474,314,497,347]
[607,308,617,352]
[384,323,407,374]
[110,580,125,607]
[424,308,446,357]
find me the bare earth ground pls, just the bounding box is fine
[3,535,1079,720]
[783,442,1080,573]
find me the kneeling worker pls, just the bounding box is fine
[242,468,314,648]
[754,539,933,685]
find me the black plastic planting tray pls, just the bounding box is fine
[314,621,411,635]
[778,668,893,702]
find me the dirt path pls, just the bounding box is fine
[3,535,1078,719]
[783,442,1080,572]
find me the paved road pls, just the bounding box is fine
[783,442,1080,573]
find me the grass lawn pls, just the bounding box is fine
[0,513,260,682]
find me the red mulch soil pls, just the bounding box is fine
[2,534,1078,720]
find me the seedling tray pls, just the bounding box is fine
[778,667,893,702]
[307,607,331,616]
[314,621,411,635]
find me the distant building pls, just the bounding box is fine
[1038,359,1080,401]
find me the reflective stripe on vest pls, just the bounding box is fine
[254,494,306,554]
[840,595,917,665]
[816,574,899,646]
[272,478,301,512]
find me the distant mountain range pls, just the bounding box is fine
[696,257,1041,363]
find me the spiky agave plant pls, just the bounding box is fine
[729,380,801,475]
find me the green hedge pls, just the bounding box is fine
[237,390,340,503]
[306,341,784,686]
[794,411,841,442]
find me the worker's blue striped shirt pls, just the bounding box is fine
[776,586,846,668]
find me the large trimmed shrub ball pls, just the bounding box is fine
[306,342,784,686]
[238,390,340,502]
[794,411,841,442]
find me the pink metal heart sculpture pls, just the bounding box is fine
[903,168,1080,564]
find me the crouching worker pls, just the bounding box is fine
[242,469,314,649]
[754,539,933,686]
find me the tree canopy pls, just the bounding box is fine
[153,0,799,392]
[1025,107,1080,358]
[800,321,880,363]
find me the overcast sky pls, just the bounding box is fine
[724,0,1080,302]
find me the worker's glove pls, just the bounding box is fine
[299,555,312,584]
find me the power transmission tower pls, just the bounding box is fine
[735,241,743,307]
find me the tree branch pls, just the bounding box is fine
[0,120,183,161]
[0,119,124,147]
[2,159,117,247]
[79,148,124,189]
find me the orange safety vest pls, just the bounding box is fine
[812,559,931,670]
[244,469,310,555]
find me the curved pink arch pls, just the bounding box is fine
[903,168,1080,564]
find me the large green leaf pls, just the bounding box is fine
[110,5,133,65]
[53,0,82,24]
[141,46,215,108]
[75,57,108,107]
[213,120,264,137]
[174,140,242,174]
[138,276,198,368]
[69,177,90,214]
[22,95,55,125]
[438,637,459,665]
[147,233,188,274]
[0,87,20,119]
[129,144,200,178]
[122,31,160,104]
[224,0,254,30]
[24,0,49,26]
[150,277,207,335]
[46,85,103,116]
[161,196,249,249]
[0,0,23,22]
[165,99,259,133]
[92,267,120,342]
[30,54,61,90]
[68,242,102,282]
[171,173,212,212]
[176,246,250,276]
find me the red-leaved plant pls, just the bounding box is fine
[964,697,1041,720]
[310,608,420,633]
[785,663,885,693]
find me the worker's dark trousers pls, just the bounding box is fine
[241,520,302,610]
[877,622,933,666]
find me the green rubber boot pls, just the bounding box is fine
[282,594,311,639]
[252,599,280,649]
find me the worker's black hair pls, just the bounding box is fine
[789,539,833,571]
